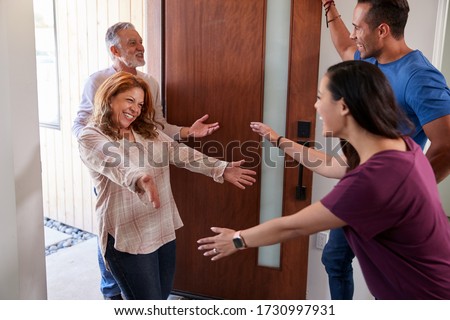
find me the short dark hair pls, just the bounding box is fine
[358,0,409,39]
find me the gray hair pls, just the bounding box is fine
[105,22,136,58]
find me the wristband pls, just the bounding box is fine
[323,0,334,8]
[276,136,284,147]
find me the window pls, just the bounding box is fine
[33,0,60,128]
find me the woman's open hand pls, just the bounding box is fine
[137,174,160,208]
[197,227,237,261]
[250,122,279,143]
[223,160,257,189]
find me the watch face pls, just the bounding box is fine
[233,237,244,249]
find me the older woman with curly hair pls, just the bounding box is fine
[78,71,256,300]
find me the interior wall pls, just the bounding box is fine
[438,1,450,216]
[0,0,20,298]
[443,6,450,79]
[307,0,443,300]
[0,0,46,299]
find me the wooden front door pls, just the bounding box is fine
[163,0,321,299]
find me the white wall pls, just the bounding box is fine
[438,1,450,217]
[306,0,442,299]
[0,0,47,299]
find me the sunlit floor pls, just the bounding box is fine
[44,226,186,300]
[45,228,103,300]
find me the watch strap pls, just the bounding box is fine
[233,230,247,249]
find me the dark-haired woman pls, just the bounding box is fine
[198,60,450,299]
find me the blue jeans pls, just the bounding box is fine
[97,239,122,298]
[95,185,121,299]
[321,228,355,300]
[105,234,176,300]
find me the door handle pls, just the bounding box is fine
[296,121,311,200]
[296,141,309,200]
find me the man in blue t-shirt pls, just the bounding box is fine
[320,0,450,299]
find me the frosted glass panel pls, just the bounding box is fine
[258,0,291,268]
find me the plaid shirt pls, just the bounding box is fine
[78,126,227,259]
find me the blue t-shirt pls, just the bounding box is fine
[355,50,450,148]
[321,137,450,299]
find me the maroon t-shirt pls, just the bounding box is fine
[321,137,450,299]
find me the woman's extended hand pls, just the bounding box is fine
[250,122,279,143]
[137,174,160,208]
[223,160,257,189]
[197,227,237,261]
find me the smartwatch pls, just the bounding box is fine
[233,231,247,250]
